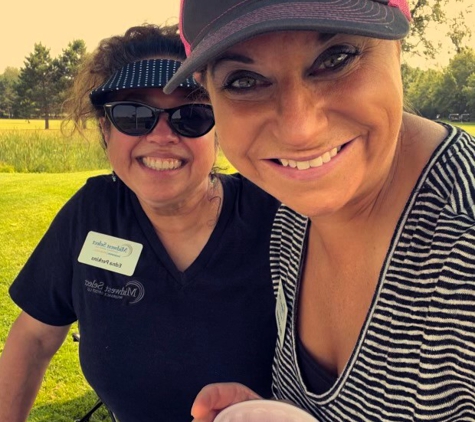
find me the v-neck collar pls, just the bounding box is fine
[290,124,461,401]
[130,176,235,287]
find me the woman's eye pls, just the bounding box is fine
[230,77,256,89]
[222,71,268,93]
[313,46,360,74]
[322,53,351,69]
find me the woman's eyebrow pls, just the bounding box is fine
[318,33,337,43]
[209,33,337,77]
[210,53,254,77]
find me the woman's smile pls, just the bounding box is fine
[263,137,357,185]
[205,31,403,217]
[275,141,351,170]
[140,156,184,171]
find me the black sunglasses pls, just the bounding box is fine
[103,101,215,138]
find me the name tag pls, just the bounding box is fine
[276,280,288,348]
[78,231,143,276]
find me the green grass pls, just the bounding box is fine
[0,119,63,130]
[454,122,475,135]
[0,119,237,174]
[0,119,109,173]
[0,171,111,421]
[0,117,471,420]
[0,151,234,421]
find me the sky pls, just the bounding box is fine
[1,0,475,73]
[1,1,180,72]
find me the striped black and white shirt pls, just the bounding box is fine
[270,124,475,421]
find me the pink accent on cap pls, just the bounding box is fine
[389,0,411,21]
[180,0,192,56]
[164,0,412,94]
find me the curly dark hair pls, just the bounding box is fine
[63,24,205,140]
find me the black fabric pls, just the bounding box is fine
[164,0,410,94]
[10,173,280,422]
[296,335,337,395]
[90,59,199,106]
[270,125,475,420]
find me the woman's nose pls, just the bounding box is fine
[274,80,328,148]
[145,113,180,143]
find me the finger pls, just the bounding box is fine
[191,409,219,422]
[191,382,261,420]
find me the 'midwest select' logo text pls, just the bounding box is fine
[78,232,143,277]
[92,240,133,258]
[85,279,145,304]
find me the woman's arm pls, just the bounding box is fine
[0,311,70,422]
[191,382,262,422]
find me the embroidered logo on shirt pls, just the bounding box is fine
[84,279,145,304]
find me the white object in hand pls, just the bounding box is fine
[214,400,318,422]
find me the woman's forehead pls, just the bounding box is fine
[210,31,363,71]
[218,31,360,58]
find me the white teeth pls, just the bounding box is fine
[142,157,182,171]
[309,156,323,167]
[278,146,342,170]
[297,161,310,170]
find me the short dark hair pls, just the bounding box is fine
[64,24,192,139]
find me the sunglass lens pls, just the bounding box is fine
[170,105,214,138]
[112,104,155,136]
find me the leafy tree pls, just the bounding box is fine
[433,71,458,117]
[463,73,475,114]
[448,49,475,86]
[16,43,58,128]
[405,0,472,58]
[440,48,475,115]
[54,40,88,109]
[404,66,444,118]
[0,67,19,118]
[401,63,423,97]
[448,12,472,54]
[403,48,475,119]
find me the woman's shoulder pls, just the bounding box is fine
[60,173,127,216]
[409,118,475,223]
[403,113,474,152]
[82,172,117,191]
[220,173,278,201]
[219,173,281,218]
[73,172,124,197]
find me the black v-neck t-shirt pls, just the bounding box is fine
[10,173,280,422]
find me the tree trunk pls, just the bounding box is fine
[44,99,50,130]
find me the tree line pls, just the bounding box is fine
[0,40,86,129]
[0,0,473,128]
[403,48,475,120]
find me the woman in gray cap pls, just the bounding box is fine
[0,24,279,422]
[163,1,475,421]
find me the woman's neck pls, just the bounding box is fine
[138,175,223,271]
[139,175,222,233]
[308,113,446,256]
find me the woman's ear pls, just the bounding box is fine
[194,71,206,87]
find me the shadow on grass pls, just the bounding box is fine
[28,390,111,422]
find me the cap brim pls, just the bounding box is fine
[164,0,409,94]
[90,59,200,106]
